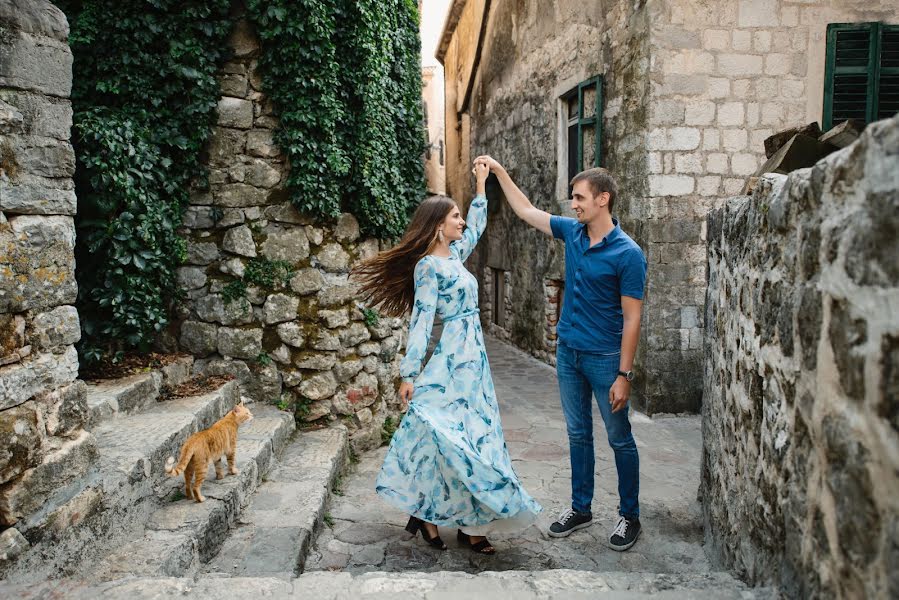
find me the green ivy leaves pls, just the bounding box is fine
[57,0,233,360]
[246,0,426,239]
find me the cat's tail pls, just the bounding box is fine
[165,445,193,476]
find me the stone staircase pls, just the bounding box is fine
[0,359,356,588]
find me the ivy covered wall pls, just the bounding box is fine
[56,0,426,362]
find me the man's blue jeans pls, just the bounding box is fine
[556,342,640,518]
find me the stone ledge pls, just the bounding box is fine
[85,356,194,429]
[0,569,776,598]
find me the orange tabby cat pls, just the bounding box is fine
[164,403,253,502]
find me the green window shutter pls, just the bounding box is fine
[824,23,899,130]
[878,26,899,120]
[576,76,603,169]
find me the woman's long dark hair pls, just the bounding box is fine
[352,196,456,317]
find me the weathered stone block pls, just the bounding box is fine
[289,268,324,295]
[649,174,694,196]
[37,379,87,438]
[176,266,207,290]
[228,20,260,58]
[217,327,262,360]
[180,321,219,356]
[0,526,29,562]
[276,322,305,348]
[216,97,253,129]
[185,241,219,265]
[29,305,79,351]
[0,89,71,140]
[0,402,42,483]
[243,159,281,189]
[0,173,76,215]
[4,133,75,178]
[0,0,69,41]
[0,345,77,411]
[717,54,763,76]
[207,127,246,167]
[334,214,360,243]
[214,183,267,208]
[320,309,349,329]
[194,294,254,326]
[0,430,97,526]
[294,352,337,371]
[222,224,257,257]
[262,293,298,324]
[316,243,350,273]
[647,127,700,151]
[261,226,310,263]
[246,130,278,158]
[0,29,72,97]
[0,214,76,312]
[299,372,337,401]
[218,74,248,98]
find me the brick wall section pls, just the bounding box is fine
[634,0,899,413]
[0,0,96,532]
[702,115,898,598]
[176,11,407,453]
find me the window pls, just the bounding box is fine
[491,267,505,328]
[824,23,899,130]
[561,76,603,196]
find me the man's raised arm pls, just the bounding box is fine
[474,155,552,236]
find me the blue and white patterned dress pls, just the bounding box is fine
[375,194,542,536]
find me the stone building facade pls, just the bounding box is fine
[438,0,898,413]
[702,115,898,599]
[175,13,408,452]
[0,0,94,531]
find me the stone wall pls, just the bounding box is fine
[701,115,898,598]
[175,12,407,452]
[0,0,95,534]
[635,0,899,414]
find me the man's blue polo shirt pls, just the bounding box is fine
[550,215,647,354]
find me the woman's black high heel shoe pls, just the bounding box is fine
[457,529,496,554]
[405,516,447,550]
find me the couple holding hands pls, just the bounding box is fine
[353,156,647,555]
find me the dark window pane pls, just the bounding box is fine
[567,123,578,195]
[881,30,899,68]
[878,74,899,120]
[832,73,869,124]
[835,30,871,67]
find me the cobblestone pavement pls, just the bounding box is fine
[305,336,708,575]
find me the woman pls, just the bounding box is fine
[353,162,542,555]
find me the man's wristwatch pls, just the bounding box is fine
[617,370,635,382]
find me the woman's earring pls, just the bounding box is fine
[437,229,445,243]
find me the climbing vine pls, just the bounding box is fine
[247,0,426,239]
[54,0,232,361]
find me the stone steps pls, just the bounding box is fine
[85,356,194,429]
[1,380,242,582]
[87,404,295,581]
[0,570,778,598]
[203,425,348,578]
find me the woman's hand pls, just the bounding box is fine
[472,161,489,195]
[398,381,413,408]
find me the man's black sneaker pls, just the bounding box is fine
[608,516,641,551]
[548,508,593,538]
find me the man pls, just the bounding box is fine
[473,156,646,551]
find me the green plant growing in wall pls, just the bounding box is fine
[55,0,233,361]
[362,307,380,328]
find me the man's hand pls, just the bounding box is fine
[609,377,629,413]
[474,155,503,172]
[398,381,413,408]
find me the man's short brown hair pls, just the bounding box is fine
[570,168,618,214]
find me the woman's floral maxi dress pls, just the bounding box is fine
[375,194,542,536]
